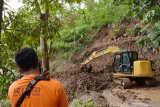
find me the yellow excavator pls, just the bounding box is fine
[81,46,157,88]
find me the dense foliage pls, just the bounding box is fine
[1,0,160,103]
[1,0,82,100]
[53,0,128,57]
[116,0,160,51]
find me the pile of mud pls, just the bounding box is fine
[52,21,160,103]
[53,64,113,101]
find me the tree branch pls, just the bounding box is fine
[34,0,42,14]
[0,0,4,38]
[49,0,54,4]
[45,0,50,13]
[4,1,16,12]
[2,28,32,31]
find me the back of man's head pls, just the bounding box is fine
[14,47,38,72]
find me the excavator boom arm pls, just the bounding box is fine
[81,46,120,65]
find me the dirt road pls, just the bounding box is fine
[128,86,160,107]
[102,85,160,107]
[74,85,160,107]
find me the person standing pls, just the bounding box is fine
[8,47,68,107]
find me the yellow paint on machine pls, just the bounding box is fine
[81,46,120,65]
[112,60,155,78]
[134,60,155,77]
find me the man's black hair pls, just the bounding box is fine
[14,47,38,71]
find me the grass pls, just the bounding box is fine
[0,99,11,107]
[71,99,94,107]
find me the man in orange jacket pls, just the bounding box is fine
[8,47,68,107]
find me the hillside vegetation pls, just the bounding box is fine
[1,0,160,106]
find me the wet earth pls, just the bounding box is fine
[52,22,160,107]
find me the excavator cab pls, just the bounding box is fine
[112,51,138,74]
[112,51,157,88]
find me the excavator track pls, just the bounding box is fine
[113,77,132,89]
[143,78,157,87]
[134,78,157,87]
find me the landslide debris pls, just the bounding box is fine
[52,21,160,106]
[53,64,113,101]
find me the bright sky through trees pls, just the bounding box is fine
[5,0,22,11]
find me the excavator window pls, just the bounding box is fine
[122,52,131,74]
[113,54,121,73]
[112,51,138,74]
[122,53,129,64]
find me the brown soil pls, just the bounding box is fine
[51,21,160,106]
[53,64,113,101]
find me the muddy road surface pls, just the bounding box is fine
[72,85,160,107]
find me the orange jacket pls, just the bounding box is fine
[8,74,68,107]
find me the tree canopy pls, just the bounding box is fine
[1,0,160,101]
